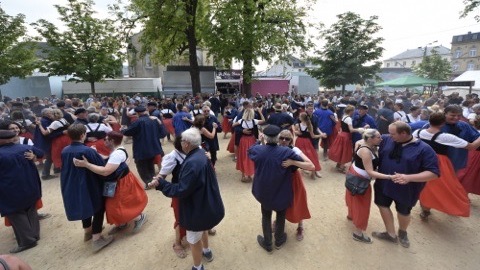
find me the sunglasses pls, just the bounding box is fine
[279,136,292,142]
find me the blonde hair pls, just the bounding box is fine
[362,128,379,141]
[299,112,313,133]
[242,108,255,121]
[52,109,63,120]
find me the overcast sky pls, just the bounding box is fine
[2,0,479,69]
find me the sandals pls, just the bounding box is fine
[352,233,372,244]
[241,176,252,183]
[208,228,217,236]
[173,243,187,258]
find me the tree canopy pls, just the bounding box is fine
[461,0,480,21]
[120,0,209,95]
[204,0,312,97]
[413,48,452,80]
[307,12,384,94]
[33,0,123,94]
[0,7,38,85]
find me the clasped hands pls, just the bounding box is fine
[390,173,409,185]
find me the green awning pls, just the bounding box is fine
[375,75,438,87]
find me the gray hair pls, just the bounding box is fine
[182,128,201,148]
[203,101,211,108]
[88,113,100,123]
[41,108,53,116]
[265,134,278,144]
[86,106,97,113]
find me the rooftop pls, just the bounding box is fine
[452,31,480,44]
[386,45,451,60]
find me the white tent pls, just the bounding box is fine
[443,70,480,97]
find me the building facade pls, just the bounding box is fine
[127,32,214,78]
[450,31,480,76]
[383,45,451,70]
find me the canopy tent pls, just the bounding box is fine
[375,75,438,87]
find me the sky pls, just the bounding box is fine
[2,0,480,70]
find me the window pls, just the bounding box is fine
[473,34,478,40]
[455,50,462,58]
[467,62,475,70]
[412,60,416,66]
[386,63,390,68]
[403,61,406,66]
[144,54,152,68]
[452,64,459,71]
[470,48,477,57]
[458,36,463,42]
[395,62,398,67]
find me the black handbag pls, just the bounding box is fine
[345,173,370,196]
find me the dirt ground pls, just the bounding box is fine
[1,136,480,270]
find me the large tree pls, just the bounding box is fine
[307,12,384,94]
[204,0,312,97]
[413,48,452,80]
[120,0,210,95]
[33,0,123,94]
[0,7,38,85]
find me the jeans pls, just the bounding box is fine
[261,206,287,246]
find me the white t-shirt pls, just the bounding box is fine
[107,147,128,165]
[47,118,69,131]
[159,150,186,175]
[412,129,468,148]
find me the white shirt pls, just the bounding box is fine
[47,118,69,131]
[342,116,352,125]
[236,119,261,129]
[108,147,128,165]
[394,111,406,121]
[402,113,421,123]
[412,129,468,148]
[86,123,113,134]
[159,150,186,175]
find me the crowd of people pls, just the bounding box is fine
[1,88,480,269]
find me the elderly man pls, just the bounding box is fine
[0,130,44,253]
[155,128,225,270]
[248,125,303,253]
[373,122,439,248]
[73,108,89,125]
[122,106,166,188]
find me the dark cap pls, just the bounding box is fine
[134,106,146,113]
[74,108,87,115]
[263,125,281,137]
[0,130,16,139]
[358,104,368,110]
[147,102,157,107]
[56,101,66,107]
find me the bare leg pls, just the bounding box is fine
[201,231,209,249]
[378,206,396,237]
[397,213,410,231]
[190,239,203,267]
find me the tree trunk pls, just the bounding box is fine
[242,55,253,97]
[341,84,345,95]
[90,81,96,94]
[185,0,201,96]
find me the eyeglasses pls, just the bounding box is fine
[279,136,292,142]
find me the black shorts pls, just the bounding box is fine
[374,181,412,216]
